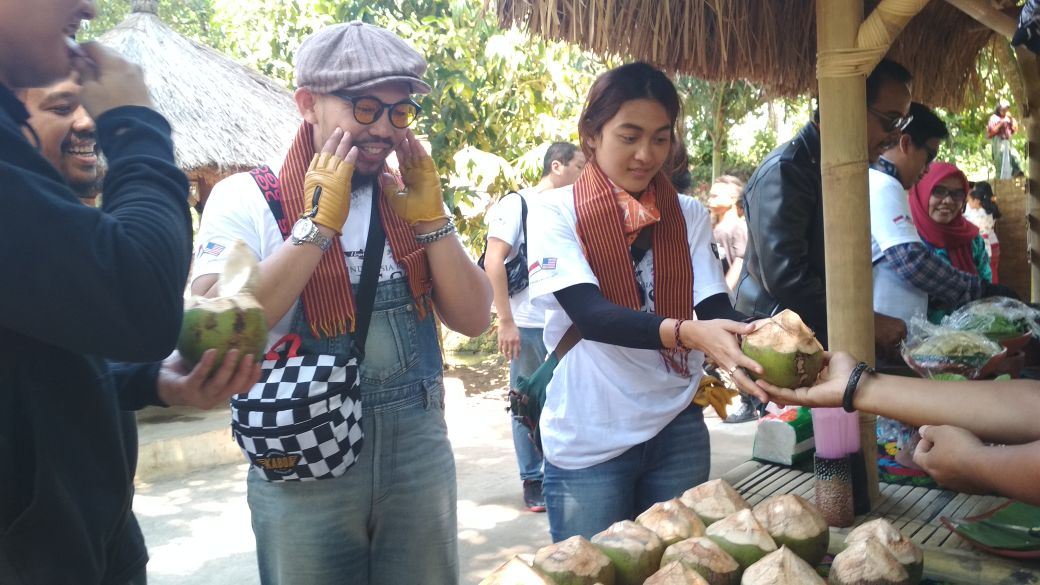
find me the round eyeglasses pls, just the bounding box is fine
[333,93,422,129]
[869,107,913,133]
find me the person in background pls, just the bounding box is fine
[964,180,1001,284]
[485,141,584,513]
[707,174,746,291]
[986,99,1022,179]
[735,59,913,360]
[908,162,1015,323]
[757,352,1040,506]
[527,61,766,542]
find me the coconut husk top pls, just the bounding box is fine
[752,495,828,541]
[748,310,823,355]
[845,518,923,567]
[680,479,750,523]
[741,546,825,584]
[661,536,740,574]
[637,499,707,545]
[533,535,614,584]
[645,560,710,585]
[830,539,909,583]
[705,509,777,552]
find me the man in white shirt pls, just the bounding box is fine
[707,175,747,291]
[484,142,584,512]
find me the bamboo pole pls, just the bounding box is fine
[1015,48,1040,301]
[816,0,880,507]
[943,0,1017,39]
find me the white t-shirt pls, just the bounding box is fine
[868,168,927,324]
[964,206,998,257]
[192,170,404,350]
[527,185,729,470]
[485,188,545,329]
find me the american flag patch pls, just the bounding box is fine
[202,242,225,257]
[541,257,557,270]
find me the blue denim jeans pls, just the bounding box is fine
[509,326,546,482]
[247,278,458,585]
[543,405,710,542]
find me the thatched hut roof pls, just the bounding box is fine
[498,0,1008,109]
[99,0,300,173]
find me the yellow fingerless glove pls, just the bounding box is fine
[384,156,447,225]
[302,152,354,234]
[693,375,739,420]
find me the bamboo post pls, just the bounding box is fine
[1016,48,1040,301]
[816,0,880,507]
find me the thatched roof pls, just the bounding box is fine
[99,1,300,173]
[498,0,1006,110]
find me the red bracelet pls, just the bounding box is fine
[674,319,691,351]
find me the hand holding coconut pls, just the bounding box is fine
[157,348,261,410]
[302,128,359,234]
[755,351,858,409]
[671,318,767,401]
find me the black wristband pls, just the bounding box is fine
[843,362,873,413]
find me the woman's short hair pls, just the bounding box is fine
[578,62,684,176]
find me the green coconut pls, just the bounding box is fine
[741,309,824,388]
[845,519,923,584]
[637,498,707,547]
[829,539,910,585]
[590,520,665,585]
[661,537,741,585]
[751,495,829,567]
[740,546,825,584]
[644,560,710,585]
[479,556,558,585]
[680,479,751,526]
[705,509,778,573]
[533,535,615,585]
[178,240,267,368]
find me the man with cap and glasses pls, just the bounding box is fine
[191,21,492,585]
[730,59,914,423]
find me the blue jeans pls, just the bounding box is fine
[543,405,710,542]
[510,326,546,482]
[247,278,458,585]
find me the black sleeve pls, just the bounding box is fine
[0,106,192,362]
[109,361,166,411]
[695,292,747,321]
[553,283,665,349]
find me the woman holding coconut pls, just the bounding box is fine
[526,62,769,541]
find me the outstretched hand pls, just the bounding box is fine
[157,349,262,410]
[754,351,858,408]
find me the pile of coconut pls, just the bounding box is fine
[480,478,925,585]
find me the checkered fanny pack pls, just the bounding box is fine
[231,334,364,481]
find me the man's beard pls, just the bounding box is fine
[70,175,102,203]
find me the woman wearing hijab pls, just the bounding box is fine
[525,62,767,542]
[909,162,991,323]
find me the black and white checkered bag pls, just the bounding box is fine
[231,334,364,481]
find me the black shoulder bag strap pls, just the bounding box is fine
[351,178,386,361]
[518,192,528,247]
[250,168,384,360]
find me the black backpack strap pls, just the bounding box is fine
[249,166,292,239]
[350,178,386,360]
[518,191,528,247]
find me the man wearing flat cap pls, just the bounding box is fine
[192,21,492,585]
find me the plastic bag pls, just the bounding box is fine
[901,316,1004,379]
[942,297,1040,342]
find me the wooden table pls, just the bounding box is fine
[721,461,1040,583]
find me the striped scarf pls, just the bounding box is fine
[574,161,694,371]
[279,122,432,338]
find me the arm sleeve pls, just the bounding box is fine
[0,106,192,362]
[745,159,827,321]
[108,361,165,411]
[884,242,981,307]
[553,283,665,349]
[695,292,747,321]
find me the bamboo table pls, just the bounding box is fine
[720,461,1040,583]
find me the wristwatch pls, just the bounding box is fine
[290,217,332,251]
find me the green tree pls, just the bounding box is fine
[677,77,762,184]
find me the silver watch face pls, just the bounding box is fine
[292,217,314,240]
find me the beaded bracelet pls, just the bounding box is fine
[842,361,874,413]
[414,219,456,245]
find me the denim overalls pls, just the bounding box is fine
[247,277,459,585]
